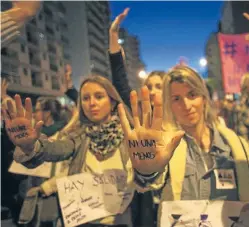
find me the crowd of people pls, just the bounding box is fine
[1,2,249,227]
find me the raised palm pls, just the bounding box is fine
[12,1,41,17]
[2,95,43,154]
[118,86,185,174]
[110,8,129,33]
[243,12,249,20]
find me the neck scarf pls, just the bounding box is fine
[85,115,124,161]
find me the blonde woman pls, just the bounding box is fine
[118,65,249,226]
[3,75,179,227]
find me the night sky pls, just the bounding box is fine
[110,1,224,76]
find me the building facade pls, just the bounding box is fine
[206,1,249,98]
[119,28,145,90]
[205,32,224,98]
[1,1,71,99]
[64,1,111,87]
[221,1,249,34]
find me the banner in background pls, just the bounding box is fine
[218,33,249,94]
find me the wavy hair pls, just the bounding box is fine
[162,65,218,131]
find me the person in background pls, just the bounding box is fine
[109,8,167,109]
[34,97,66,137]
[1,77,24,226]
[1,1,41,47]
[109,9,166,227]
[15,97,68,227]
[235,73,249,142]
[4,75,135,227]
[118,65,249,227]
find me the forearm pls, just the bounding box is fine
[1,11,22,47]
[109,33,121,54]
[13,135,76,169]
[109,51,132,108]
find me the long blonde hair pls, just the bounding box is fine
[162,66,218,131]
[61,75,133,133]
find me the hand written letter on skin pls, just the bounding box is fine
[7,125,29,139]
[129,139,156,160]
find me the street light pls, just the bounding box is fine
[138,70,147,79]
[118,39,124,44]
[199,58,207,67]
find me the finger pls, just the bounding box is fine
[130,90,141,129]
[151,93,163,130]
[123,8,130,15]
[141,86,151,128]
[1,108,11,125]
[7,99,16,119]
[111,8,130,32]
[243,12,249,20]
[2,78,7,87]
[117,8,130,23]
[15,94,25,117]
[118,103,131,138]
[25,98,33,121]
[35,121,44,138]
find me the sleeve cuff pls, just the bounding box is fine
[13,140,41,163]
[109,50,122,58]
[134,169,160,188]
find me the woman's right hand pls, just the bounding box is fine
[118,87,185,175]
[2,94,43,154]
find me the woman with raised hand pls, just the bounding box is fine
[3,75,141,227]
[118,65,249,226]
[109,8,167,108]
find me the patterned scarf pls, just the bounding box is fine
[85,115,124,161]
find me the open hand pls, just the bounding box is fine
[118,86,185,174]
[12,1,41,18]
[110,8,130,34]
[2,94,43,154]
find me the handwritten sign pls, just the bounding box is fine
[161,200,249,227]
[56,169,134,227]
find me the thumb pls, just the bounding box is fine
[35,121,44,137]
[170,130,185,151]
